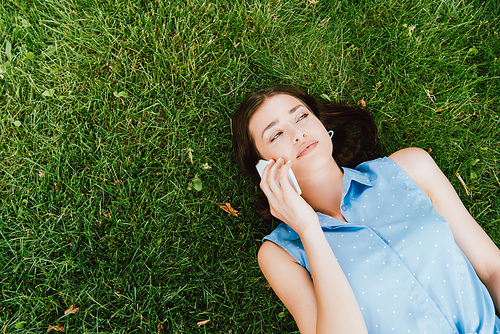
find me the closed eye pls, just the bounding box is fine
[270,131,283,142]
[297,113,309,122]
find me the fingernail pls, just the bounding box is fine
[285,160,291,165]
[277,157,283,163]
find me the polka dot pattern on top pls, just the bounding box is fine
[264,157,500,333]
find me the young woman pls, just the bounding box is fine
[232,85,500,333]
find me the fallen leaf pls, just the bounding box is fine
[197,319,210,327]
[427,148,432,153]
[357,98,366,108]
[47,325,65,332]
[309,0,318,3]
[64,304,79,315]
[0,61,11,75]
[20,18,30,28]
[219,202,240,217]
[187,148,194,164]
[202,163,212,169]
[114,180,119,186]
[15,321,27,329]
[42,45,57,58]
[113,91,128,98]
[54,182,58,192]
[104,212,111,218]
[25,51,35,61]
[6,40,12,61]
[42,89,55,97]
[467,46,479,57]
[188,173,202,191]
[38,171,45,178]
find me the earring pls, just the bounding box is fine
[328,130,334,138]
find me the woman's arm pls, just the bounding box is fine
[258,241,318,333]
[390,147,500,310]
[258,158,367,334]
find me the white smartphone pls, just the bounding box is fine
[256,159,302,195]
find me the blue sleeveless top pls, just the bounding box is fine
[263,157,500,333]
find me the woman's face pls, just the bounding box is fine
[248,94,333,178]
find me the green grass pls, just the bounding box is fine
[1,0,499,332]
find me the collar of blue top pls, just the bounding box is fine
[280,166,375,240]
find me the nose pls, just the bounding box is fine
[294,132,306,142]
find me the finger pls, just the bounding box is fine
[267,158,285,192]
[278,160,296,194]
[259,159,275,193]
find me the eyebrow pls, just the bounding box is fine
[261,104,302,139]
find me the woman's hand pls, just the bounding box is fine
[259,158,320,236]
[259,157,368,334]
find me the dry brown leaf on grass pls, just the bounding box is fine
[38,171,45,178]
[309,0,318,3]
[64,304,79,315]
[218,202,240,217]
[357,98,366,108]
[47,325,65,332]
[197,319,210,326]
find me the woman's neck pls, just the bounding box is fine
[298,158,346,221]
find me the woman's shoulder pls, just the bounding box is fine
[352,148,433,179]
[258,240,292,263]
[387,147,441,195]
[388,147,433,163]
[257,241,307,287]
[388,147,437,175]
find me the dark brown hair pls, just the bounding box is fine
[231,85,379,220]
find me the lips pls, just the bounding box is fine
[296,140,318,158]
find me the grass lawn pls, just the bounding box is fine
[1,0,499,332]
